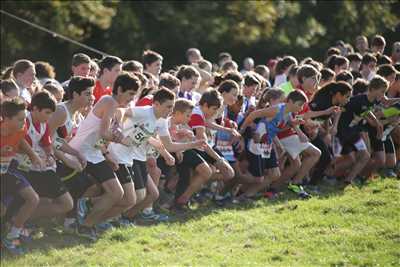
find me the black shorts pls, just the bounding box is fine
[369,128,395,154]
[131,160,148,190]
[157,156,172,180]
[56,163,95,199]
[115,164,134,185]
[24,170,68,199]
[247,149,278,177]
[194,148,223,165]
[85,161,116,184]
[181,149,206,169]
[1,171,31,206]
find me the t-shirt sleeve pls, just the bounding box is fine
[156,118,170,137]
[188,114,205,129]
[40,124,52,146]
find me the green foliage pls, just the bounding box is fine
[2,179,400,266]
[1,1,399,79]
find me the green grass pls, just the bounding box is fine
[2,178,400,267]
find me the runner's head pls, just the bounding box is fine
[347,53,362,71]
[243,73,260,98]
[153,87,175,118]
[43,83,64,103]
[371,35,386,54]
[0,98,26,131]
[89,59,99,79]
[258,88,284,109]
[335,70,353,85]
[355,35,368,54]
[113,72,141,107]
[286,90,308,113]
[199,89,223,119]
[217,80,239,106]
[320,68,335,87]
[297,64,320,93]
[71,53,91,77]
[176,65,200,92]
[143,50,163,76]
[0,79,18,99]
[12,59,36,89]
[352,78,369,96]
[99,56,123,85]
[186,48,202,65]
[30,91,56,123]
[275,56,297,76]
[361,53,377,74]
[159,73,181,93]
[368,75,389,102]
[68,76,96,107]
[327,55,349,74]
[122,60,144,74]
[172,98,195,124]
[377,64,398,87]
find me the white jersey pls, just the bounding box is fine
[108,106,168,163]
[68,109,103,164]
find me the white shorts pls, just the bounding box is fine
[279,135,312,159]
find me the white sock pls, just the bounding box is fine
[7,226,22,239]
[143,207,153,214]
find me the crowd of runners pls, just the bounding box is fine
[1,33,399,255]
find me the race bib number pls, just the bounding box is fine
[260,142,272,159]
[94,138,107,150]
[128,125,151,146]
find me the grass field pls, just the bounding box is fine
[1,178,400,267]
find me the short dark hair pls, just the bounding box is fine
[199,89,222,108]
[112,72,141,95]
[347,53,362,62]
[99,56,123,77]
[72,53,91,67]
[222,70,243,85]
[0,79,18,95]
[376,54,392,66]
[244,73,260,87]
[352,79,369,96]
[361,53,377,66]
[320,68,335,81]
[371,35,386,48]
[186,48,201,59]
[68,76,95,99]
[326,47,341,59]
[143,50,163,68]
[0,98,26,118]
[153,87,175,104]
[31,91,56,112]
[122,60,143,72]
[254,65,269,77]
[159,73,180,90]
[327,55,349,70]
[287,90,308,104]
[275,56,297,75]
[218,80,239,94]
[368,75,389,91]
[297,64,319,84]
[377,64,397,78]
[218,52,232,62]
[35,61,56,79]
[12,59,34,77]
[176,65,200,81]
[173,98,194,113]
[335,70,353,84]
[287,65,300,80]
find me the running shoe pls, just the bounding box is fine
[76,225,97,241]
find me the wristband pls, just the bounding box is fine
[102,151,110,157]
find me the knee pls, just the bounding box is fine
[359,150,371,162]
[123,193,136,209]
[61,194,74,213]
[311,147,322,161]
[221,163,235,180]
[136,189,146,203]
[150,188,159,202]
[197,164,213,181]
[109,186,124,204]
[29,191,40,208]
